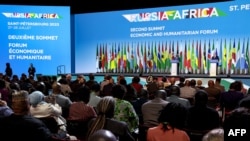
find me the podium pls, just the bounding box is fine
[171,60,179,76]
[209,59,218,76]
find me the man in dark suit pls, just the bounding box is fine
[211,52,219,74]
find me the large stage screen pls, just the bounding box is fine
[0,5,71,77]
[74,0,250,75]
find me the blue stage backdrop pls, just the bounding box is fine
[0,5,71,77]
[74,0,250,75]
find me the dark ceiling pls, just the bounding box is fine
[0,0,231,14]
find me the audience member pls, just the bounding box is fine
[68,86,97,122]
[88,83,102,108]
[67,86,97,139]
[204,80,221,109]
[131,88,148,124]
[166,85,191,109]
[0,90,52,141]
[214,78,225,93]
[196,79,205,89]
[29,90,66,133]
[85,73,98,89]
[0,79,10,105]
[186,90,220,131]
[202,128,224,141]
[112,84,139,134]
[87,96,135,141]
[147,102,189,141]
[52,82,72,118]
[0,99,13,118]
[177,76,185,88]
[131,76,143,95]
[220,82,244,113]
[180,80,196,103]
[142,89,169,128]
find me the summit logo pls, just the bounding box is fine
[123,7,226,22]
[2,12,62,19]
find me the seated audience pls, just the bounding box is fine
[0,90,52,141]
[147,102,189,141]
[87,96,135,141]
[29,90,66,133]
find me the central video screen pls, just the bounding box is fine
[74,0,250,75]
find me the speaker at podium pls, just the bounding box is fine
[209,59,219,76]
[171,59,179,76]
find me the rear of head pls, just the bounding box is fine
[197,80,202,86]
[234,81,243,91]
[169,86,180,96]
[190,79,196,87]
[88,129,117,141]
[155,89,167,100]
[208,80,215,87]
[97,96,115,118]
[29,90,45,107]
[89,73,95,80]
[10,82,20,91]
[111,84,126,99]
[132,76,140,83]
[158,102,187,130]
[87,96,115,138]
[215,78,221,83]
[179,76,185,83]
[162,76,167,82]
[52,82,62,94]
[169,77,176,85]
[76,86,91,103]
[12,90,30,115]
[202,128,224,141]
[194,90,208,107]
[91,83,101,93]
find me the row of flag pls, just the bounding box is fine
[96,38,250,74]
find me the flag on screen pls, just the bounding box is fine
[207,41,211,71]
[198,40,202,70]
[203,40,207,71]
[222,39,227,70]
